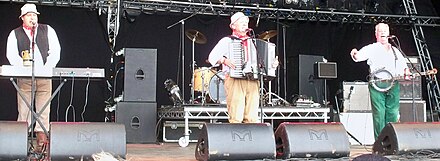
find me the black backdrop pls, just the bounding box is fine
[1,2,440,122]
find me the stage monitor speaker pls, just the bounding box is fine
[116,102,157,143]
[123,48,157,102]
[0,121,27,160]
[314,62,337,79]
[49,122,126,160]
[288,55,324,103]
[274,122,350,159]
[343,81,372,112]
[399,100,426,122]
[373,122,440,155]
[195,123,276,161]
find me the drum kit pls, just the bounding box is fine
[185,29,278,105]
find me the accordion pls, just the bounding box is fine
[228,38,276,80]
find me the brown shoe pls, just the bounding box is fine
[35,132,49,153]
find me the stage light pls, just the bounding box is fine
[164,79,183,106]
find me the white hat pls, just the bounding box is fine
[19,3,40,18]
[229,12,248,28]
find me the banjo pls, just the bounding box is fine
[369,68,437,92]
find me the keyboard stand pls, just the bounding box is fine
[9,77,67,156]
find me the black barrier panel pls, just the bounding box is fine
[373,122,440,155]
[50,122,126,160]
[0,121,28,160]
[275,122,350,159]
[195,123,276,161]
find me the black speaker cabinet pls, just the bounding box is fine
[49,122,126,160]
[195,123,276,161]
[274,122,350,159]
[116,102,157,143]
[288,55,324,103]
[373,122,440,155]
[400,57,422,100]
[123,48,157,102]
[0,121,27,160]
[314,62,337,79]
[399,100,426,122]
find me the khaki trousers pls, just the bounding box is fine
[224,77,260,123]
[17,78,52,132]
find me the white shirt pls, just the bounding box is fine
[6,24,61,71]
[352,42,408,77]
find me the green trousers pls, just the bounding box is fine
[369,82,400,139]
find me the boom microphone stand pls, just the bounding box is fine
[389,36,422,122]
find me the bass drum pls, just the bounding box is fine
[208,72,226,104]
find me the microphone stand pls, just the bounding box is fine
[167,11,199,104]
[167,6,209,105]
[390,37,422,122]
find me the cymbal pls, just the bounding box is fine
[258,30,277,40]
[185,29,207,44]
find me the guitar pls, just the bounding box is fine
[369,68,437,92]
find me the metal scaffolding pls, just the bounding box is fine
[403,0,440,121]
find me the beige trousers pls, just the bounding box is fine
[17,78,52,132]
[224,77,260,123]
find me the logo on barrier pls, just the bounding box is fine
[414,128,432,139]
[77,130,101,142]
[308,129,328,140]
[231,130,252,141]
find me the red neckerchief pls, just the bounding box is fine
[23,24,36,37]
[232,33,250,62]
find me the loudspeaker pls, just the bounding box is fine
[274,122,350,159]
[314,62,337,79]
[116,102,157,143]
[343,81,372,112]
[373,122,440,155]
[123,48,157,102]
[195,123,276,161]
[49,122,126,160]
[289,55,324,103]
[399,100,426,122]
[0,121,27,160]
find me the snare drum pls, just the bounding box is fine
[194,67,216,92]
[208,71,226,104]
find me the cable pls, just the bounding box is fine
[81,76,91,122]
[56,75,62,121]
[65,77,76,122]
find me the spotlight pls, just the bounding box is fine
[164,79,183,106]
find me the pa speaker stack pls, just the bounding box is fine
[373,122,440,155]
[116,48,158,143]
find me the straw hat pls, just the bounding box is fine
[229,12,248,29]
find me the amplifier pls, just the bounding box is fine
[314,62,337,79]
[343,82,372,112]
[399,100,426,122]
[162,121,204,142]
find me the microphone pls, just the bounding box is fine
[245,28,253,32]
[256,14,261,27]
[30,21,37,26]
[347,86,354,99]
[382,35,396,39]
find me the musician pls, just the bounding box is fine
[350,23,409,139]
[208,12,272,123]
[6,3,61,151]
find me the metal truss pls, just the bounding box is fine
[123,0,440,26]
[403,0,440,121]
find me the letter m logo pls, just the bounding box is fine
[231,130,252,141]
[77,130,100,142]
[308,129,328,141]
